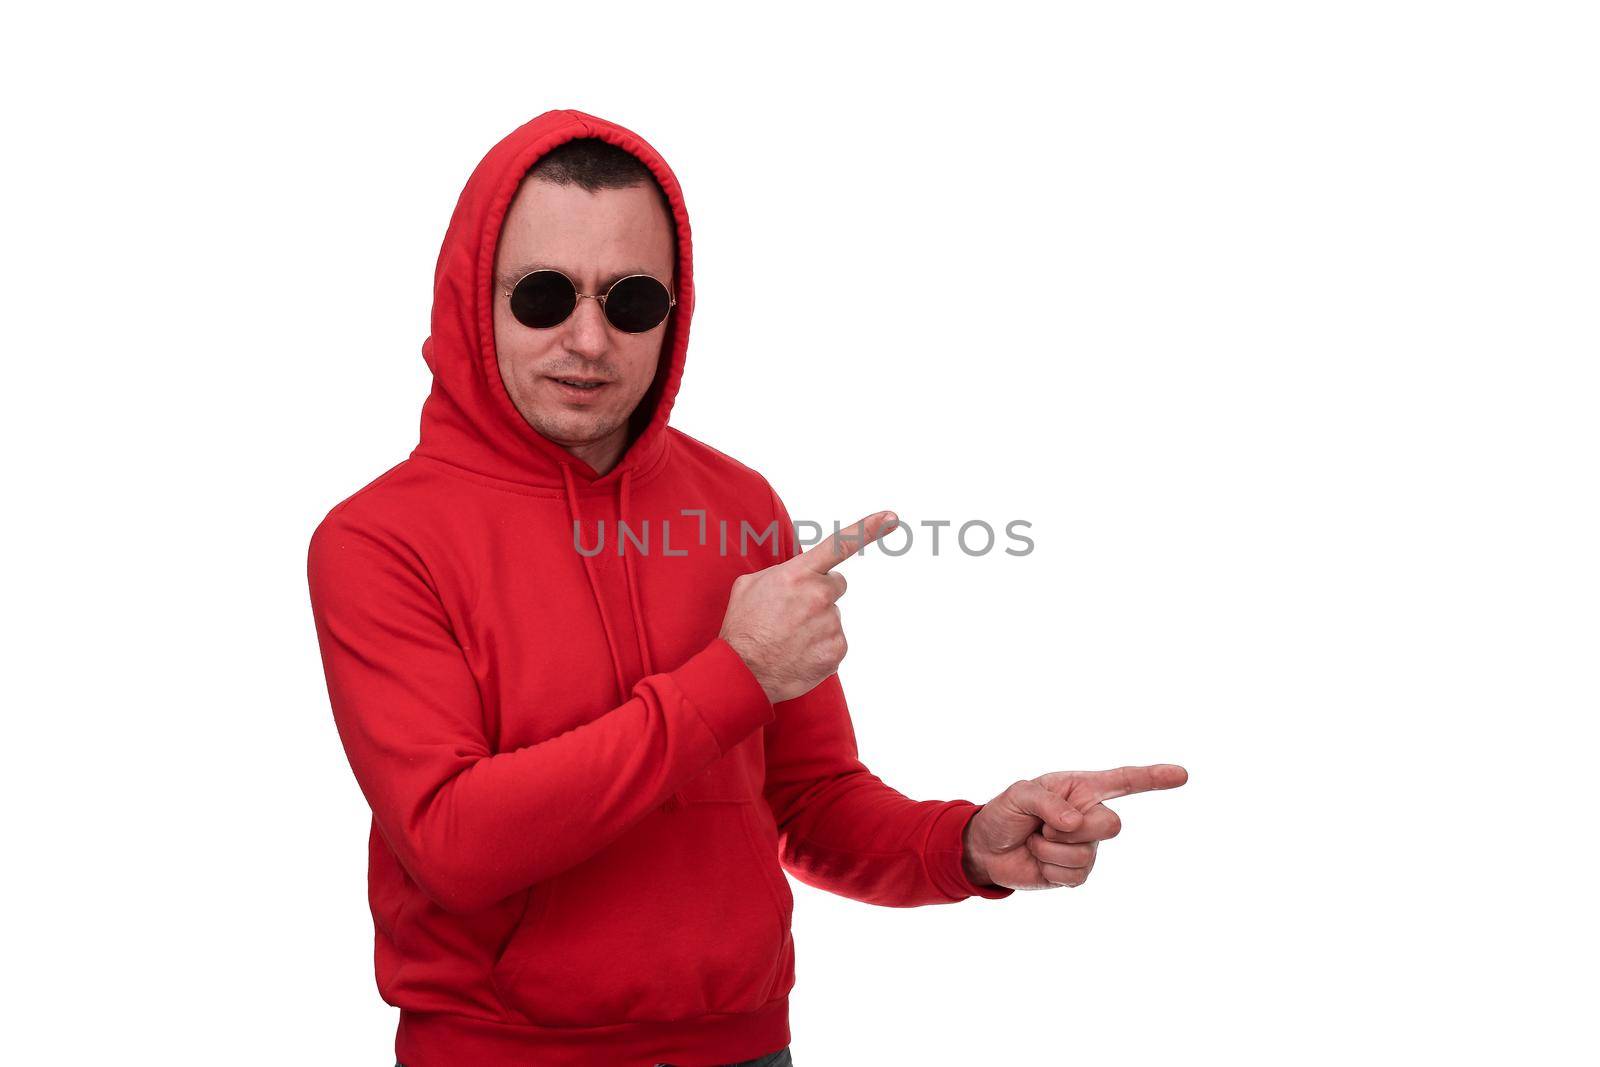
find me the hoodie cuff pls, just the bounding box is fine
[669,637,776,754]
[925,801,1016,901]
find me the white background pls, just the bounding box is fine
[6,2,1596,1063]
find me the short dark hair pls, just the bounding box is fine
[527,137,659,193]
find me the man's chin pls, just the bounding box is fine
[522,408,623,450]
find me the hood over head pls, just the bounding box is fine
[412,108,695,491]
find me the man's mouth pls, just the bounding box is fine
[548,376,609,392]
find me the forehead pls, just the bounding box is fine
[494,179,675,285]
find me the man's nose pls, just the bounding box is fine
[563,294,610,359]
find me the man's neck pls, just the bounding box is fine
[563,429,628,477]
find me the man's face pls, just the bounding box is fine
[492,178,676,460]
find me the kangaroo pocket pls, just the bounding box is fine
[492,798,794,1028]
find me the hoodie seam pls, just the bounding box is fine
[408,455,570,497]
[316,460,414,521]
[409,435,673,496]
[418,1001,789,1033]
[920,802,983,901]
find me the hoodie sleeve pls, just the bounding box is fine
[307,510,775,916]
[758,484,1015,906]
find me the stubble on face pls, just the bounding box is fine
[491,178,676,472]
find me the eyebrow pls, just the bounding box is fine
[495,262,668,293]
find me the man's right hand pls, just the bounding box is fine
[718,510,899,703]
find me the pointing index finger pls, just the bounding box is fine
[796,511,899,573]
[1084,764,1189,802]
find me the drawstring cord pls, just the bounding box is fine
[563,461,683,810]
[621,467,683,809]
[561,461,631,706]
[619,467,656,676]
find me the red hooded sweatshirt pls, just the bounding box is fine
[307,108,1013,1067]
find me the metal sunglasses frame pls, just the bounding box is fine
[501,268,677,334]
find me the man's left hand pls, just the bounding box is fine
[961,764,1189,891]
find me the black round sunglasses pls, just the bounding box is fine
[503,268,676,334]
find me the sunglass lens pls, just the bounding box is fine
[604,275,673,333]
[509,270,577,329]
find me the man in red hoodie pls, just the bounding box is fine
[308,109,1186,1067]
